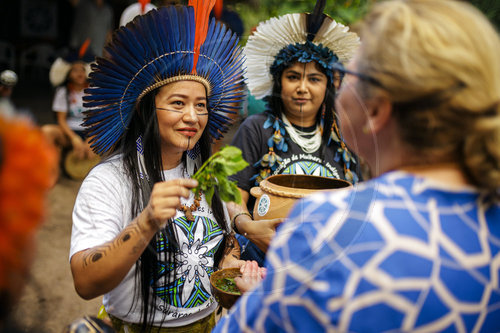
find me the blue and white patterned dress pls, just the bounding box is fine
[214,171,500,332]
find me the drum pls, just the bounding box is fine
[63,150,100,180]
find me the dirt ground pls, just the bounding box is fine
[11,176,103,333]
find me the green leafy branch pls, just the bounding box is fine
[192,146,249,205]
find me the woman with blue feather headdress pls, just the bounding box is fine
[69,1,246,331]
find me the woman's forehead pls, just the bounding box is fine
[159,80,207,94]
[71,61,86,69]
[285,61,325,75]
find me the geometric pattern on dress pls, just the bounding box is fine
[281,160,334,178]
[214,171,500,332]
[152,215,223,308]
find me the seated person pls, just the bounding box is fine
[42,43,98,182]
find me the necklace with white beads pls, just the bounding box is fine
[282,114,321,153]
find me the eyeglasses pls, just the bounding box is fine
[331,62,385,90]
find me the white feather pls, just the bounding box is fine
[244,13,360,99]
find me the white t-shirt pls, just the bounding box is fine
[70,155,228,326]
[52,86,86,132]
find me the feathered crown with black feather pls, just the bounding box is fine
[245,0,359,99]
[83,0,245,155]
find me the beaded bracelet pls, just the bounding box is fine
[231,212,252,234]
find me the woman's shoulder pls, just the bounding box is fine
[241,112,270,126]
[53,85,67,97]
[284,173,410,224]
[84,154,127,184]
[77,154,131,200]
[237,113,274,135]
[290,170,490,229]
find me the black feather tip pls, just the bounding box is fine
[306,0,327,41]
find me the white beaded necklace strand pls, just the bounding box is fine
[282,114,322,154]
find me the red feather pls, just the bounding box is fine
[79,38,91,59]
[138,0,150,14]
[214,0,223,20]
[189,0,217,73]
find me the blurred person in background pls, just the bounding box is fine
[119,0,156,27]
[215,0,500,331]
[0,70,18,119]
[0,115,57,333]
[63,315,115,332]
[42,42,98,183]
[69,0,113,57]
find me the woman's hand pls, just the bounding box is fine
[70,136,98,160]
[71,135,86,159]
[238,217,284,252]
[141,178,198,232]
[220,257,246,269]
[235,260,266,293]
[82,138,97,159]
[227,191,284,253]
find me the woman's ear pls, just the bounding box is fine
[365,95,393,134]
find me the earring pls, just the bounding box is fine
[136,135,144,155]
[362,126,370,134]
[187,141,201,160]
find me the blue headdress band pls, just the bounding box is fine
[270,40,339,83]
[83,6,245,155]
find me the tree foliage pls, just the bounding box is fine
[468,0,500,31]
[231,0,373,42]
[229,0,500,42]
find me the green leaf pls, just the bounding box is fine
[192,146,248,204]
[204,186,215,206]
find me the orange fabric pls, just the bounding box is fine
[188,0,217,73]
[0,117,57,289]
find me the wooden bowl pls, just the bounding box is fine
[210,267,242,309]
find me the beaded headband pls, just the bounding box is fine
[83,1,245,155]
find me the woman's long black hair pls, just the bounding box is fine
[265,60,336,161]
[120,89,228,332]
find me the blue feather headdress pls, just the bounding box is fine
[83,4,245,155]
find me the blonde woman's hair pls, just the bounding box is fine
[357,0,500,192]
